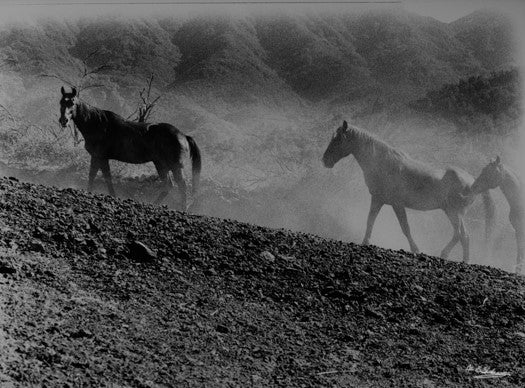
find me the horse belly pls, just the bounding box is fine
[404,191,443,211]
[108,141,153,164]
[397,177,445,211]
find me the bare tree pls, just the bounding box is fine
[40,48,112,94]
[127,74,162,123]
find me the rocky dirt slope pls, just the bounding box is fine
[0,177,524,387]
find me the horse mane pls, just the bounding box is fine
[349,124,407,161]
[76,100,122,124]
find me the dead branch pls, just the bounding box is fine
[40,73,75,87]
[135,74,162,123]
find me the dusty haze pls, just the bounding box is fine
[0,0,523,272]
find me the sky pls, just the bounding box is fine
[0,0,522,24]
[403,0,523,22]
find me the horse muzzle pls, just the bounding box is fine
[59,117,69,128]
[322,155,335,168]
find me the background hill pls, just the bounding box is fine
[0,6,522,270]
[450,9,516,71]
[0,8,516,111]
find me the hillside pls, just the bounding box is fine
[0,178,525,387]
[450,9,516,71]
[0,8,519,196]
[0,9,516,108]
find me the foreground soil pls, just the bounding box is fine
[0,177,524,387]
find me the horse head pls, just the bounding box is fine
[471,156,503,194]
[322,120,352,168]
[59,86,78,127]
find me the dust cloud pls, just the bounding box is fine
[0,1,523,274]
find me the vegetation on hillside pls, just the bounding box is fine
[410,69,521,134]
[450,9,515,71]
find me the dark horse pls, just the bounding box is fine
[322,121,495,262]
[59,87,201,210]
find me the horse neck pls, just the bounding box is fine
[349,129,391,172]
[499,166,522,210]
[73,101,102,130]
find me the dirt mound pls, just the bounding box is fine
[0,177,524,387]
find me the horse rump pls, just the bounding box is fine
[186,135,201,195]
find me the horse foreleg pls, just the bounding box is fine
[87,158,100,192]
[392,205,419,253]
[100,159,116,197]
[363,197,382,246]
[172,168,187,211]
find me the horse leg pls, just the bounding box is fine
[363,197,383,246]
[172,167,187,211]
[392,205,419,253]
[458,216,470,263]
[87,157,100,192]
[440,210,459,259]
[441,210,467,261]
[514,225,524,274]
[100,159,116,197]
[153,163,172,205]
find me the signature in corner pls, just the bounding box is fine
[466,365,512,379]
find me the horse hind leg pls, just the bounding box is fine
[153,164,172,205]
[441,210,461,260]
[459,217,470,263]
[441,210,470,263]
[171,167,187,211]
[514,226,524,274]
[392,205,419,254]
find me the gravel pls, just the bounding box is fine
[0,177,524,387]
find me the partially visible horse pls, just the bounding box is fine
[322,120,495,262]
[470,156,523,273]
[59,87,201,211]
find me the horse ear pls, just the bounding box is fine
[495,155,501,165]
[61,86,65,95]
[342,120,348,130]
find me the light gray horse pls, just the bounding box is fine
[470,156,523,273]
[322,120,495,262]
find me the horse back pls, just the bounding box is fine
[98,114,186,164]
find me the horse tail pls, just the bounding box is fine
[481,190,496,241]
[186,135,201,195]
